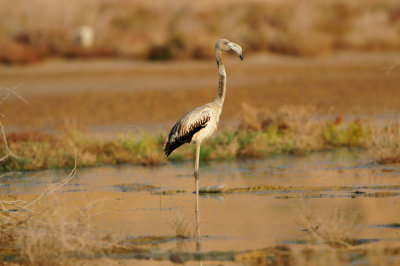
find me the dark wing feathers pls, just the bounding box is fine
[164,114,210,157]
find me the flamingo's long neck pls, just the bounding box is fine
[215,49,226,106]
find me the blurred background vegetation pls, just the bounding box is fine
[1,0,400,64]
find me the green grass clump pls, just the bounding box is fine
[322,121,369,147]
[0,131,167,171]
[111,133,166,165]
[0,111,382,172]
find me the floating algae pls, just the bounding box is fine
[121,235,189,246]
[115,184,186,194]
[218,184,400,194]
[275,191,400,199]
[151,189,186,195]
[109,244,292,264]
[350,192,400,198]
[198,184,228,194]
[373,223,400,229]
[114,183,158,192]
[114,182,400,199]
[274,193,335,199]
[101,242,400,264]
[233,246,291,265]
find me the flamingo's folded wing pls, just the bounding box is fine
[164,108,212,157]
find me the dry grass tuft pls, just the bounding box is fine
[367,120,400,164]
[168,212,192,239]
[0,86,26,163]
[0,159,139,265]
[299,202,360,249]
[0,161,81,264]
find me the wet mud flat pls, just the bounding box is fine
[1,150,400,264]
[1,52,400,135]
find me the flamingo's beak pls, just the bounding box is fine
[227,42,243,60]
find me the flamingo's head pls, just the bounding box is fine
[215,39,243,60]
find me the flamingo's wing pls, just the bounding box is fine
[164,107,212,157]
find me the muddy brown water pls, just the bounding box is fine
[2,150,400,264]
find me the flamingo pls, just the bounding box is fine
[164,39,243,212]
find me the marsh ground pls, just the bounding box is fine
[1,52,400,264]
[1,52,400,136]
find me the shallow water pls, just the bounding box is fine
[2,150,400,263]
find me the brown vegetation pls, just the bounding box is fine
[0,0,400,64]
[367,120,400,164]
